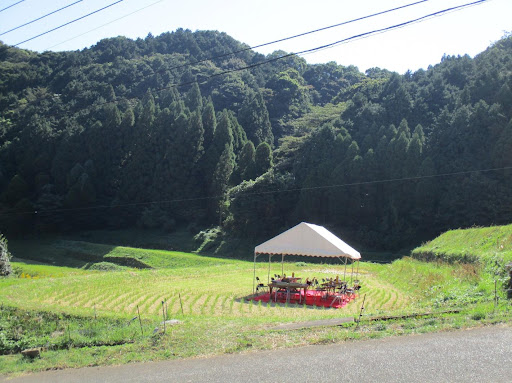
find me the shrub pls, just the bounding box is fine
[88,262,126,271]
[0,233,12,277]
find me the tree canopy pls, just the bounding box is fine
[1,31,512,249]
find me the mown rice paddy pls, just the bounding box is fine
[1,235,509,376]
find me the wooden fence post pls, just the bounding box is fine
[161,301,166,334]
[137,305,143,336]
[355,294,366,329]
[179,293,184,315]
[494,280,498,306]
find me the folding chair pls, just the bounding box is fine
[255,277,268,294]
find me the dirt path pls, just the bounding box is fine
[3,324,512,383]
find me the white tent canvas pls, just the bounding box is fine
[254,222,361,260]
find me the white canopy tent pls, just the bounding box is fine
[253,222,361,293]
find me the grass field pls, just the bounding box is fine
[4,257,409,319]
[1,228,511,376]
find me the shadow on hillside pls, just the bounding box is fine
[9,237,119,270]
[360,251,406,264]
[69,228,198,253]
[68,228,257,261]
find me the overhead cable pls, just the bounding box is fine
[147,0,491,97]
[3,165,511,217]
[47,0,431,69]
[292,0,489,59]
[0,0,24,14]
[164,0,433,73]
[14,0,125,46]
[45,0,166,50]
[0,0,83,36]
[11,0,490,118]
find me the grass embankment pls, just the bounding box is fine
[1,229,511,376]
[412,224,512,264]
[412,224,512,290]
[10,239,232,270]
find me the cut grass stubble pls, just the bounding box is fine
[1,237,510,375]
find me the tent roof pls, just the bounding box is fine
[254,222,361,259]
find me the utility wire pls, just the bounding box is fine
[45,0,166,50]
[298,0,489,59]
[14,0,125,46]
[293,0,489,59]
[297,0,491,57]
[11,0,487,113]
[42,0,430,62]
[3,166,512,217]
[106,0,433,74]
[138,0,492,102]
[9,0,490,131]
[0,0,83,36]
[0,0,24,14]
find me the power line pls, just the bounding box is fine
[45,0,166,50]
[11,0,488,115]
[165,0,488,79]
[146,0,491,100]
[82,0,432,74]
[293,0,490,59]
[298,0,489,59]
[13,0,125,47]
[249,0,431,53]
[3,166,511,217]
[0,0,24,14]
[12,0,433,109]
[0,0,84,37]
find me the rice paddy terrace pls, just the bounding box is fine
[1,229,510,375]
[2,240,409,320]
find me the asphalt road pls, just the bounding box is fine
[3,325,512,383]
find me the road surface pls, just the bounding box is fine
[3,325,512,382]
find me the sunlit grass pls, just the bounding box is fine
[1,256,489,322]
[1,240,509,376]
[412,223,512,265]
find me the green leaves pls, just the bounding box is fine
[0,233,12,277]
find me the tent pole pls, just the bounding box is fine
[356,260,360,281]
[281,254,284,276]
[351,259,354,284]
[336,256,343,280]
[343,257,347,281]
[253,252,257,295]
[268,254,272,284]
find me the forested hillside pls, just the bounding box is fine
[1,29,511,249]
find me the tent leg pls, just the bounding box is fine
[351,259,354,284]
[281,254,284,277]
[344,257,347,281]
[268,254,272,284]
[253,252,257,295]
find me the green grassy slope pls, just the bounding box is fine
[9,239,235,270]
[411,224,512,265]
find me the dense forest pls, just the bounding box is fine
[1,29,511,249]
